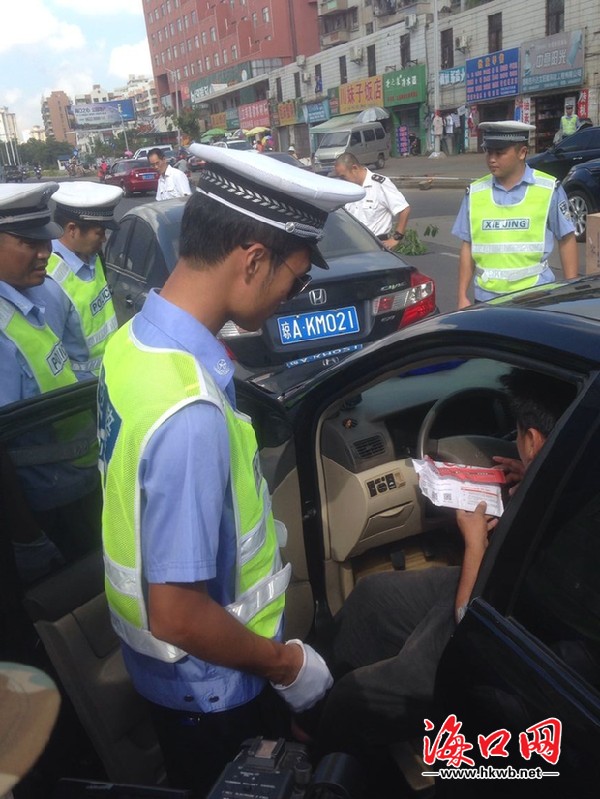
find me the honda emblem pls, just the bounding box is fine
[309,288,327,306]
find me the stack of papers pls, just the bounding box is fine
[413,457,506,516]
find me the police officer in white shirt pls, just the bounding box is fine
[333,153,410,249]
[148,148,193,201]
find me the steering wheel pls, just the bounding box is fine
[416,387,517,466]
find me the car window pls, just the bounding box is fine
[104,217,135,271]
[350,132,362,146]
[558,128,599,153]
[319,208,386,258]
[320,131,350,148]
[364,129,375,143]
[375,127,385,140]
[511,414,600,689]
[123,219,167,280]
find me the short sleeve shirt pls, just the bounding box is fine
[156,164,192,200]
[344,169,409,237]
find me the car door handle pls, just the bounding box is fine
[125,295,134,308]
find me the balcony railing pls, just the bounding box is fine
[321,28,351,47]
[319,0,348,16]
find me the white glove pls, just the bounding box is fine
[271,639,333,713]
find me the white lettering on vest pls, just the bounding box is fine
[482,219,530,231]
[90,286,112,316]
[46,341,69,376]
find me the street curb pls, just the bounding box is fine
[390,176,472,191]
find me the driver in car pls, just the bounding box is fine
[314,369,576,784]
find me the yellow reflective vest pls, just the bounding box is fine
[560,114,578,137]
[100,322,290,663]
[47,252,117,376]
[469,170,555,295]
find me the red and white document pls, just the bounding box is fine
[413,457,506,516]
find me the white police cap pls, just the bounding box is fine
[189,143,366,268]
[479,120,536,149]
[0,182,62,240]
[52,181,123,230]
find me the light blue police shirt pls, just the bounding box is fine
[113,290,270,713]
[28,242,101,382]
[0,280,98,511]
[452,165,576,301]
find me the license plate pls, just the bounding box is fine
[278,306,360,344]
[141,173,155,180]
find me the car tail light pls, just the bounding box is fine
[371,271,436,328]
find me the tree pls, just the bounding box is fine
[175,108,202,142]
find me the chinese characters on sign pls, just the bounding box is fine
[238,100,270,129]
[466,48,519,104]
[382,65,426,106]
[277,101,297,127]
[423,715,562,775]
[339,77,383,114]
[439,67,466,87]
[521,31,584,93]
[396,126,410,156]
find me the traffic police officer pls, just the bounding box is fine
[98,146,366,795]
[558,102,579,139]
[333,152,410,248]
[452,121,578,308]
[30,182,122,380]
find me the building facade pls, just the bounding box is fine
[41,90,76,146]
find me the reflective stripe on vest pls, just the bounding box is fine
[469,171,555,295]
[0,296,76,392]
[101,322,290,663]
[47,253,117,375]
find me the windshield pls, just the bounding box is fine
[227,140,252,150]
[319,209,383,258]
[320,131,350,148]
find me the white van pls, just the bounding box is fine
[313,121,390,175]
[133,144,174,160]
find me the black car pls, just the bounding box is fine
[527,125,600,181]
[4,275,600,796]
[3,163,24,183]
[103,199,436,382]
[562,157,600,241]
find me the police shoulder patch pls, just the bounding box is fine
[559,199,570,217]
[372,173,386,183]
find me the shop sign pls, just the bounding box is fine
[327,88,340,117]
[466,48,519,103]
[210,112,227,129]
[339,77,383,114]
[396,125,410,155]
[578,89,589,119]
[305,101,330,124]
[439,67,466,87]
[238,99,270,128]
[191,83,228,105]
[225,107,240,128]
[278,101,297,126]
[383,65,426,106]
[521,31,584,93]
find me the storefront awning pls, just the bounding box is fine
[309,113,358,132]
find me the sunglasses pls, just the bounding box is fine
[280,258,312,300]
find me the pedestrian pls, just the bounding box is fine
[148,147,192,200]
[557,102,580,141]
[29,182,122,380]
[452,110,462,154]
[432,110,444,153]
[452,121,578,309]
[444,111,454,155]
[98,143,365,797]
[288,145,299,160]
[333,152,410,248]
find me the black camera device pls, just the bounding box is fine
[206,737,362,799]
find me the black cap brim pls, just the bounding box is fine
[2,220,63,240]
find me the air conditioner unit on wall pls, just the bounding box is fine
[296,54,306,68]
[350,46,363,63]
[301,71,311,83]
[405,13,417,29]
[455,35,469,52]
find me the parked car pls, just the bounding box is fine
[132,144,174,160]
[562,156,600,241]
[103,158,158,197]
[211,139,253,150]
[4,276,600,796]
[187,154,205,171]
[104,199,436,382]
[527,125,600,181]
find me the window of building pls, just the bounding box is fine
[157,30,162,42]
[400,33,410,67]
[231,44,238,60]
[214,52,220,67]
[350,8,358,29]
[547,0,564,35]
[169,22,175,35]
[210,26,216,42]
[276,76,283,102]
[161,52,165,64]
[190,62,195,74]
[167,47,172,61]
[164,25,168,39]
[205,56,211,70]
[339,55,347,85]
[198,59,203,72]
[252,12,257,25]
[183,65,189,77]
[222,49,228,64]
[366,22,373,35]
[154,54,160,66]
[166,0,171,10]
[367,44,376,77]
[179,42,184,56]
[186,39,191,51]
[184,14,189,28]
[194,35,199,48]
[294,71,301,98]
[488,12,502,53]
[191,10,197,24]
[315,63,322,93]
[201,31,207,45]
[161,3,166,16]
[441,28,454,69]
[262,6,270,23]
[177,18,182,32]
